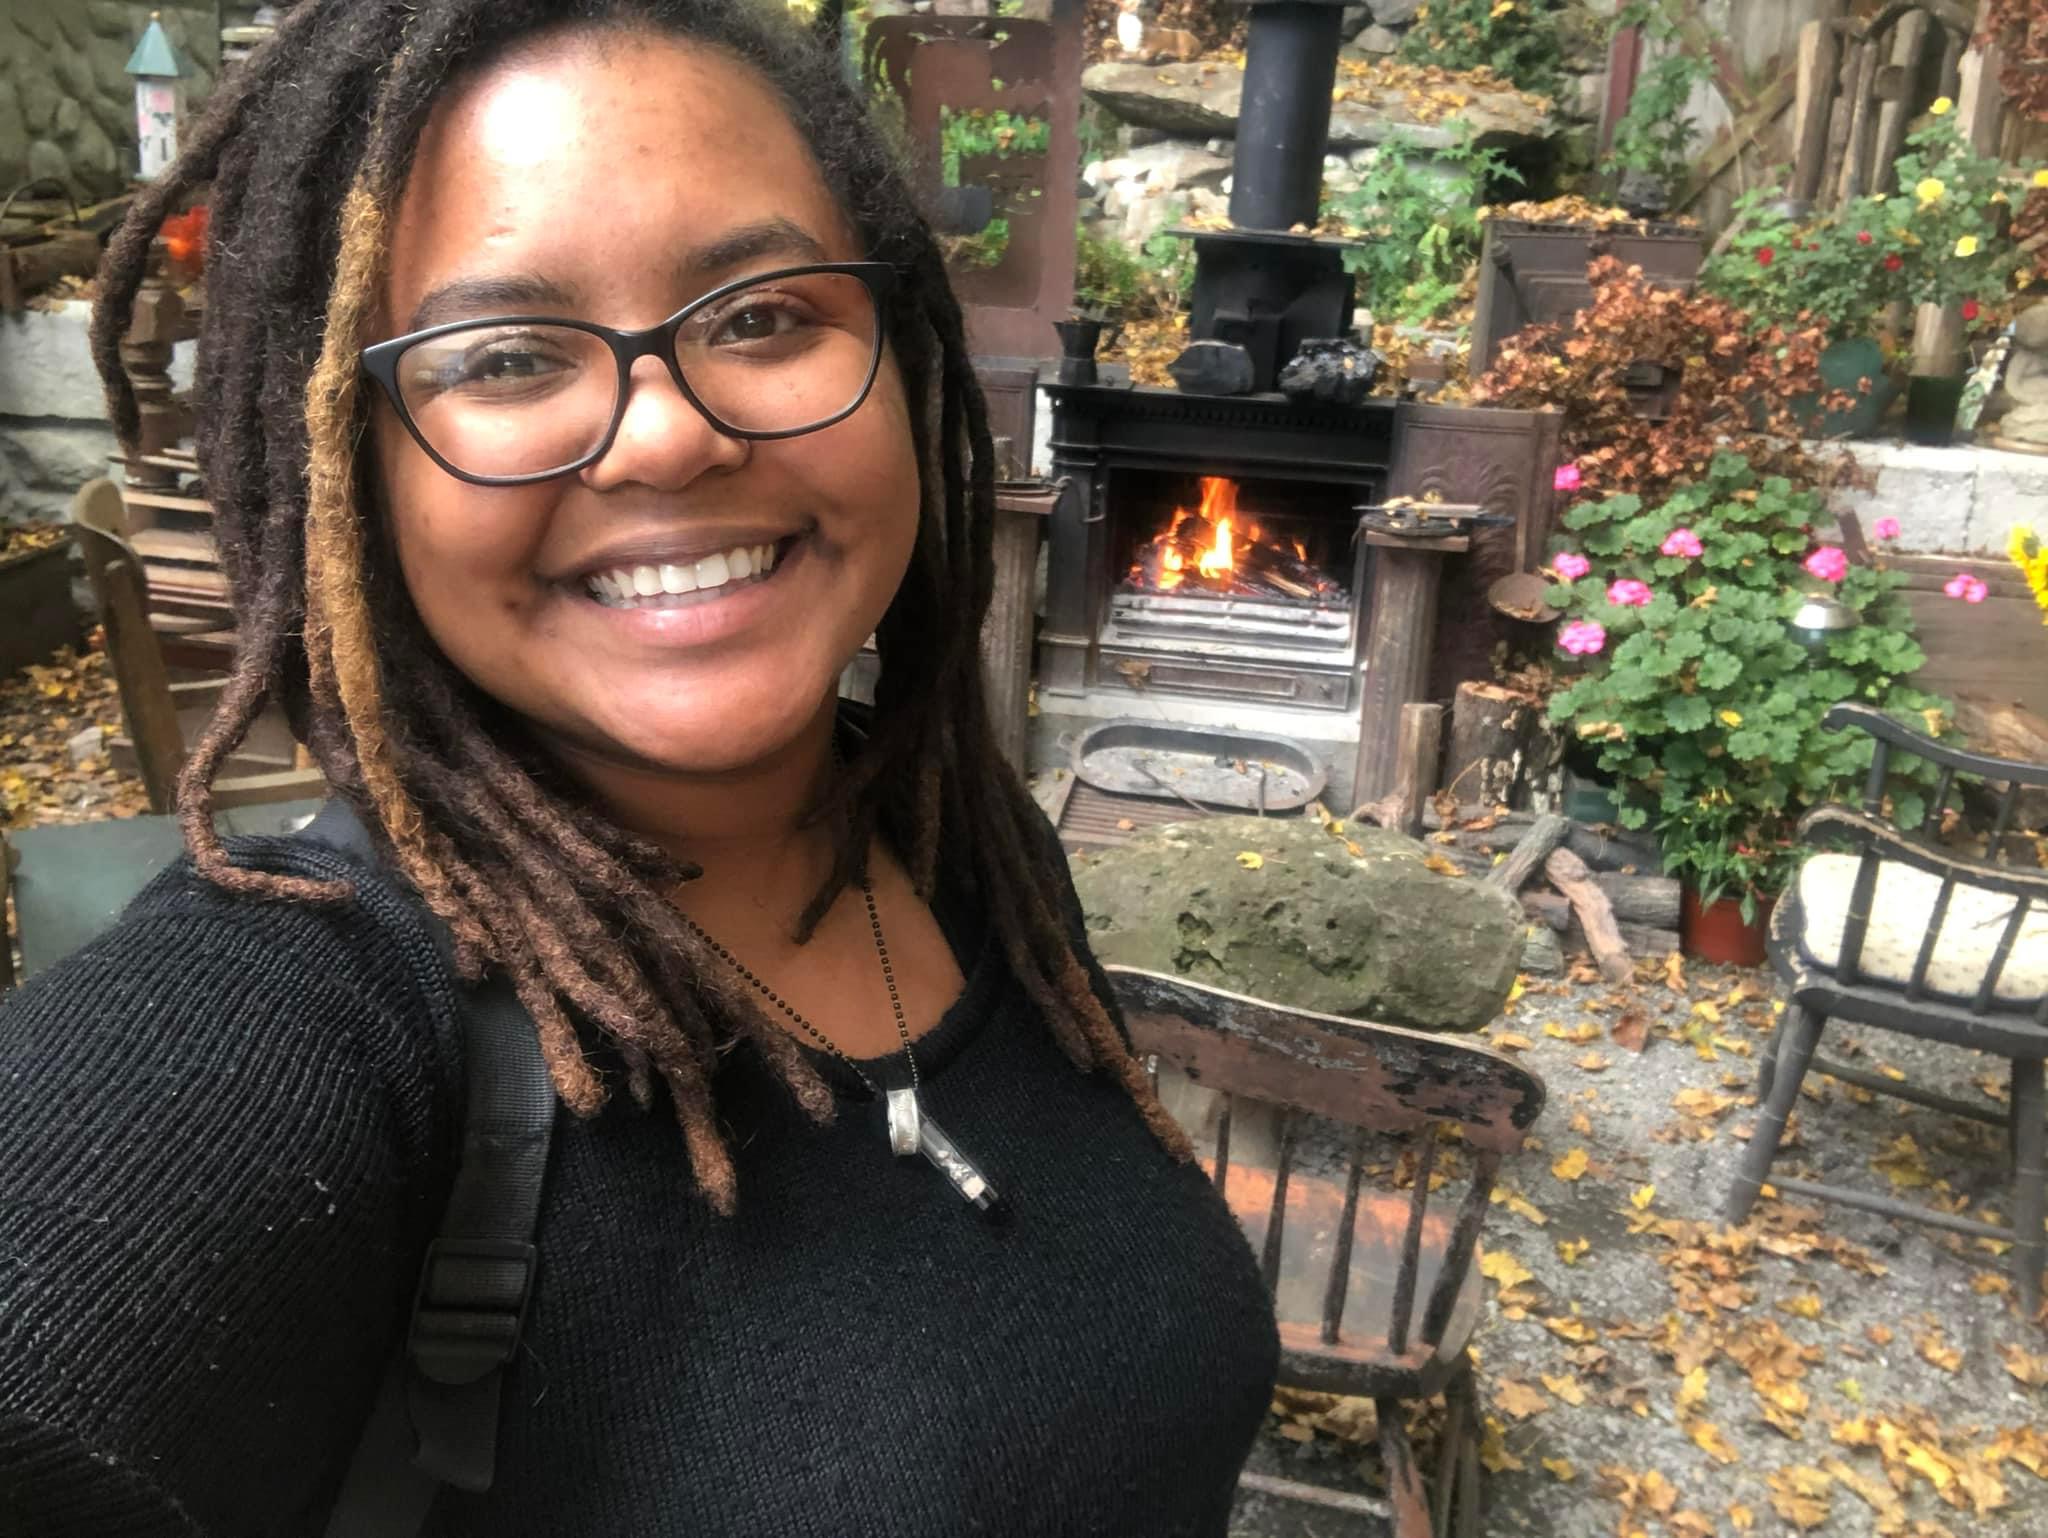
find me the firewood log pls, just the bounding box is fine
[1488,812,1569,894]
[1545,847,1632,983]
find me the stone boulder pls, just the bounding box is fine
[1071,817,1525,1032]
[1081,58,1553,154]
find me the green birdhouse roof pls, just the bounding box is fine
[125,17,184,78]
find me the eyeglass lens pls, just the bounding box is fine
[393,270,880,479]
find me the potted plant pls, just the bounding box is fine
[1888,108,2037,444]
[1539,454,1950,962]
[1702,188,1911,437]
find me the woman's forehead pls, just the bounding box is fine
[384,32,854,319]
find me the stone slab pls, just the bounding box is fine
[1830,437,2048,556]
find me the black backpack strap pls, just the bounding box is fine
[304,801,556,1532]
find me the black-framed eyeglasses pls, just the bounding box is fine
[360,261,897,486]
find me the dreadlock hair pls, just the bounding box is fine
[90,0,1193,1214]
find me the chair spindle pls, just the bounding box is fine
[1421,1149,1500,1349]
[1320,1127,1370,1346]
[1260,1109,1298,1294]
[1386,1132,1438,1359]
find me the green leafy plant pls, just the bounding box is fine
[1887,112,2035,309]
[937,107,1050,185]
[1606,3,1711,194]
[1702,188,1911,340]
[1398,0,1564,101]
[1073,202,1194,319]
[1322,124,1520,326]
[1542,452,1947,916]
[946,216,1012,270]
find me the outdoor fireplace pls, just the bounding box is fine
[1038,0,1560,803]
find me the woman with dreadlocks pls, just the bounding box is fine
[0,1,1280,1533]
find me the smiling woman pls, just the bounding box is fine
[0,2,1279,1536]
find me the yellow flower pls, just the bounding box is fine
[1916,177,1946,206]
[1719,710,1743,728]
[1956,234,1980,257]
[2034,168,2048,189]
[1993,190,2011,205]
[1930,96,1954,116]
[1491,0,1515,14]
[1872,193,1887,204]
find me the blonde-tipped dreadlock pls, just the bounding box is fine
[89,0,1193,1213]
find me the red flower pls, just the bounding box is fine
[1884,253,1904,272]
[1756,246,1775,266]
[1857,230,1873,244]
[1963,299,1981,321]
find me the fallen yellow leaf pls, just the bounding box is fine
[1479,1250,1534,1290]
[1542,1456,1576,1482]
[1556,1236,1591,1265]
[1541,1372,1587,1407]
[1677,1366,1708,1415]
[1495,1378,1549,1419]
[1687,1419,1740,1465]
[1630,1184,1656,1210]
[1552,1147,1590,1181]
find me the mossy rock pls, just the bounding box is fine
[1071,817,1524,1032]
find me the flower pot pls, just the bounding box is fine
[1680,886,1776,968]
[1903,373,1967,446]
[1794,336,1897,439]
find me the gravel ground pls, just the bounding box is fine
[1226,955,2048,1538]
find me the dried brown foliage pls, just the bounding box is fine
[1472,257,1843,505]
[1986,0,2048,122]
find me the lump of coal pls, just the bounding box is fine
[1168,340,1256,396]
[1277,339,1382,406]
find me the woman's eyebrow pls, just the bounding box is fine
[407,273,577,332]
[683,218,830,280]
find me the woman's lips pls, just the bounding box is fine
[565,531,806,645]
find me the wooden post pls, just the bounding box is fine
[1869,11,1931,198]
[1443,681,1534,810]
[1835,38,1881,203]
[1352,535,1452,807]
[1390,703,1443,840]
[1955,23,2005,157]
[1911,300,1965,377]
[1789,19,1840,205]
[981,488,1051,772]
[71,482,186,815]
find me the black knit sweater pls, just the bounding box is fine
[0,827,1278,1538]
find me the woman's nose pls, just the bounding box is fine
[579,354,748,492]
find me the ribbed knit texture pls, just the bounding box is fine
[0,831,1278,1538]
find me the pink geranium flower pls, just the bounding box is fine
[1607,578,1654,608]
[1944,572,1988,603]
[1660,527,1704,559]
[1872,516,1900,540]
[1553,463,1582,493]
[1558,620,1606,656]
[1552,551,1591,581]
[1803,546,1849,583]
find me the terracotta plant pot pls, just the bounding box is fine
[1680,886,1776,968]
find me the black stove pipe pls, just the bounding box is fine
[1227,1,1345,232]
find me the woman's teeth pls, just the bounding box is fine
[585,542,779,606]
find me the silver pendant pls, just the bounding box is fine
[885,1087,922,1156]
[918,1112,1012,1228]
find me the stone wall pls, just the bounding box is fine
[0,1,232,202]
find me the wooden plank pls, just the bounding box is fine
[1869,12,1932,197]
[1390,703,1443,839]
[1955,28,2005,156]
[1836,38,1882,203]
[1678,73,1797,212]
[1790,19,1841,205]
[130,527,219,565]
[117,487,215,516]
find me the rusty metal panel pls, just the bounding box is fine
[1384,401,1561,702]
[863,2,1082,360]
[1468,218,1704,384]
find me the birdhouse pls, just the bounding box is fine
[125,12,186,182]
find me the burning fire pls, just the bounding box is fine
[1127,476,1342,602]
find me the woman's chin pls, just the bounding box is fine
[560,689,836,779]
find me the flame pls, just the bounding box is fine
[1125,475,1343,603]
[1192,477,1237,579]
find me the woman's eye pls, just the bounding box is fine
[458,346,565,384]
[711,303,801,345]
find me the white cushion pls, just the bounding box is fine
[1796,852,2048,1004]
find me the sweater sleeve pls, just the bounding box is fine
[0,856,462,1538]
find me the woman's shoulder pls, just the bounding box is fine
[1,831,466,1176]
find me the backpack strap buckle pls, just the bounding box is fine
[407,1235,538,1387]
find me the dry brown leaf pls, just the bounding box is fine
[1917,1332,1964,1373]
[1866,1323,1895,1347]
[1727,1502,1755,1532]
[1612,1007,1650,1053]
[1479,1250,1533,1290]
[1576,1051,1612,1073]
[1777,1293,1824,1321]
[1998,1341,2048,1388]
[1543,1020,1600,1044]
[1541,1456,1576,1482]
[1422,852,1467,878]
[1493,1031,1534,1051]
[1542,1313,1597,1343]
[1765,1465,1833,1530]
[1494,1378,1549,1419]
[1540,1373,1587,1407]
[1687,1419,1740,1465]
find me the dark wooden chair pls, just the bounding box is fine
[1725,702,2048,1312]
[1109,966,1546,1538]
[70,478,324,815]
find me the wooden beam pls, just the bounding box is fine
[1869,11,1931,198]
[1790,19,1841,206]
[1390,703,1443,840]
[1678,72,1798,211]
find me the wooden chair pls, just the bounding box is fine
[69,478,324,815]
[1725,702,2048,1312]
[1109,966,1546,1538]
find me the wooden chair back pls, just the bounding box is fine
[1810,703,2048,1022]
[1109,966,1544,1372]
[69,479,324,814]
